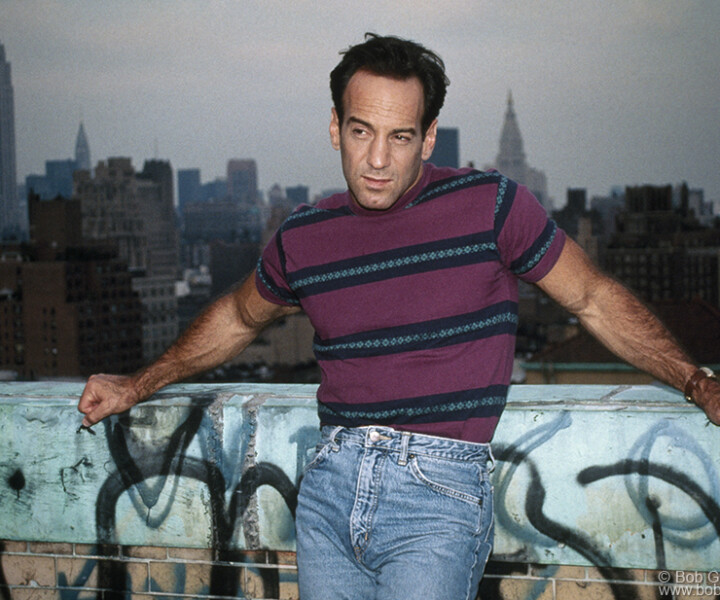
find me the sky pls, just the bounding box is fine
[1,0,719,208]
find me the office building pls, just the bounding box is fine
[26,159,77,201]
[286,185,309,207]
[603,184,720,308]
[0,43,20,237]
[227,159,257,204]
[74,157,179,360]
[178,168,202,213]
[0,194,143,378]
[432,127,459,168]
[136,159,179,279]
[25,122,92,201]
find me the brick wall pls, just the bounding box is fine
[0,541,298,599]
[3,543,718,599]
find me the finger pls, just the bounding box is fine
[83,392,130,426]
[83,405,108,428]
[78,374,105,413]
[82,409,98,427]
[78,390,98,415]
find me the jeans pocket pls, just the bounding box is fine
[409,455,483,506]
[302,440,335,476]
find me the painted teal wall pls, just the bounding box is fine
[0,382,717,571]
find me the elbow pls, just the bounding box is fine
[567,275,616,322]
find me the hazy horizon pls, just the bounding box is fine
[2,1,719,208]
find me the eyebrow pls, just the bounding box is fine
[346,116,418,137]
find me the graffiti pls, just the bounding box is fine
[578,461,720,540]
[6,470,23,500]
[486,414,642,600]
[57,555,96,600]
[483,412,720,600]
[1,390,719,599]
[89,398,302,599]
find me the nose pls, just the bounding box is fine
[367,136,390,170]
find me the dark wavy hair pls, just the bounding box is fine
[330,33,450,136]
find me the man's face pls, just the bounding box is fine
[330,70,437,211]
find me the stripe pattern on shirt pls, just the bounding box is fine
[255,166,565,442]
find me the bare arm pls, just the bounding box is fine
[536,238,720,424]
[78,271,300,426]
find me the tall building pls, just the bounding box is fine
[227,159,257,204]
[75,122,91,172]
[26,159,77,200]
[486,92,551,211]
[76,157,178,278]
[25,124,91,201]
[200,177,228,203]
[590,188,625,241]
[177,168,201,212]
[136,159,179,279]
[286,184,309,207]
[432,127,460,168]
[0,43,20,237]
[551,188,603,241]
[74,157,180,361]
[0,194,144,378]
[603,183,720,308]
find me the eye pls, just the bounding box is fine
[394,134,412,143]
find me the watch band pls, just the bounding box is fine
[684,367,716,403]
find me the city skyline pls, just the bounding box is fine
[1,1,719,208]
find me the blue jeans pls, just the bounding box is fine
[296,425,495,600]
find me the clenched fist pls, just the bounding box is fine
[77,373,142,427]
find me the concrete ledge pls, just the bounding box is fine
[0,382,718,571]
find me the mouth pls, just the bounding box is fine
[363,175,392,189]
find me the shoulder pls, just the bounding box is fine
[408,164,509,209]
[276,195,353,234]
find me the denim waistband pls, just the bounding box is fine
[320,425,494,467]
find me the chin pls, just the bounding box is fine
[358,198,396,211]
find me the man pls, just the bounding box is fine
[79,34,720,600]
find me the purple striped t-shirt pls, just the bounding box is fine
[256,164,566,442]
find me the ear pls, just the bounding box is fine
[329,108,341,151]
[421,119,438,161]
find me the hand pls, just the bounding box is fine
[696,377,720,426]
[78,373,141,427]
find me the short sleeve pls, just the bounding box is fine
[255,228,301,307]
[496,182,566,283]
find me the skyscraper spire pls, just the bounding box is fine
[0,42,20,237]
[485,91,551,211]
[495,90,527,179]
[75,121,91,172]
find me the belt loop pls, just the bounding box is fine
[398,431,412,466]
[328,426,344,451]
[487,445,496,473]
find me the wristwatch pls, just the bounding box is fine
[684,367,717,403]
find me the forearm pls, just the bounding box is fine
[576,277,694,391]
[537,238,720,425]
[79,273,298,426]
[132,293,260,399]
[129,272,298,401]
[537,239,695,391]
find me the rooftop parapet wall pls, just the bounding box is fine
[0,382,718,572]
